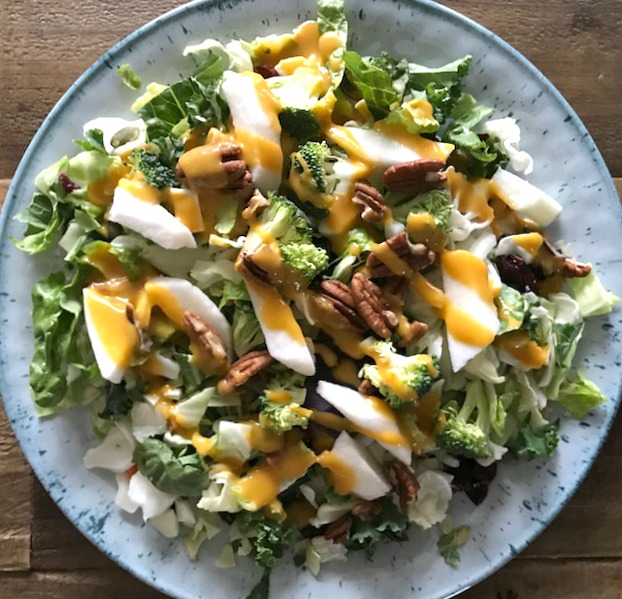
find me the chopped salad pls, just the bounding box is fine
[15,0,619,596]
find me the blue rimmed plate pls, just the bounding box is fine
[1,1,621,598]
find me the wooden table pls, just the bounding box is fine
[1,1,621,597]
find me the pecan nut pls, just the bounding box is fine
[217,350,274,395]
[352,180,388,223]
[367,231,436,278]
[350,273,398,339]
[183,311,230,372]
[238,252,273,287]
[323,514,352,544]
[176,143,254,201]
[351,500,382,519]
[387,460,420,512]
[358,379,375,395]
[319,280,366,330]
[396,320,429,348]
[558,257,592,278]
[383,159,447,194]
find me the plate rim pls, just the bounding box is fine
[1,1,621,598]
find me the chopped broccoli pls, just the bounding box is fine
[232,302,265,357]
[279,108,322,141]
[258,369,311,432]
[359,340,440,408]
[259,192,313,244]
[291,141,334,194]
[131,150,180,189]
[436,380,493,460]
[392,188,453,233]
[279,241,329,280]
[330,227,375,282]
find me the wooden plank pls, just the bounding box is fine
[0,559,621,599]
[0,0,621,178]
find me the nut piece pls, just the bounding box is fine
[319,280,366,330]
[558,257,592,278]
[238,252,273,287]
[242,189,270,221]
[358,379,375,395]
[176,143,255,201]
[217,350,274,395]
[397,320,429,348]
[350,273,398,338]
[351,500,382,519]
[367,231,436,278]
[387,460,420,512]
[183,311,230,372]
[323,514,352,544]
[352,180,388,223]
[383,159,447,194]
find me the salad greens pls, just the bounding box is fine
[15,0,618,596]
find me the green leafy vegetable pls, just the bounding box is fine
[437,525,471,567]
[133,437,210,496]
[392,188,453,233]
[74,129,107,154]
[343,51,398,119]
[245,569,271,599]
[99,383,140,421]
[509,420,559,460]
[568,271,620,317]
[238,511,295,569]
[232,302,266,356]
[118,64,142,90]
[497,285,528,335]
[347,496,409,557]
[317,0,347,39]
[556,371,607,419]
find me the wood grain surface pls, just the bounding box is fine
[1,0,621,597]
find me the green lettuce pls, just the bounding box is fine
[568,271,620,317]
[317,0,347,39]
[133,437,210,496]
[557,371,607,419]
[118,64,142,90]
[29,268,103,414]
[508,420,559,460]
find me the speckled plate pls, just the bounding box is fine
[1,1,621,598]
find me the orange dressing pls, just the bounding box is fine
[496,330,549,370]
[317,451,356,495]
[86,162,131,207]
[445,167,495,223]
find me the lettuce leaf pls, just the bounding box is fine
[568,271,620,317]
[118,64,142,90]
[557,371,607,419]
[317,0,347,40]
[30,268,102,414]
[508,420,559,460]
[133,437,210,496]
[343,51,398,119]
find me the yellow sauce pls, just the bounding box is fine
[166,188,204,232]
[117,176,162,204]
[177,144,229,188]
[496,330,549,370]
[233,441,317,510]
[317,451,356,495]
[331,358,361,388]
[512,232,544,258]
[441,250,496,304]
[446,167,495,223]
[372,121,454,161]
[86,162,131,207]
[83,287,138,369]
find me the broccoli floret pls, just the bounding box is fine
[258,369,311,433]
[331,228,376,282]
[436,380,493,459]
[291,141,333,194]
[259,192,313,245]
[279,108,322,142]
[359,340,440,408]
[280,241,329,280]
[392,188,453,233]
[132,150,180,189]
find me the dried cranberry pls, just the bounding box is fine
[495,253,540,294]
[447,459,498,506]
[254,65,279,79]
[59,173,81,193]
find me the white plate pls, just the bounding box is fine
[1,1,621,598]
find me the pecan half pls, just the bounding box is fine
[323,514,352,543]
[183,311,230,372]
[176,143,254,201]
[319,280,366,330]
[358,379,375,395]
[387,460,420,512]
[217,350,274,395]
[558,257,592,278]
[397,320,429,348]
[350,273,398,338]
[367,231,436,278]
[352,180,388,223]
[383,159,447,194]
[238,252,273,287]
[351,500,382,519]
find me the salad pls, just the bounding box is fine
[14,0,619,596]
